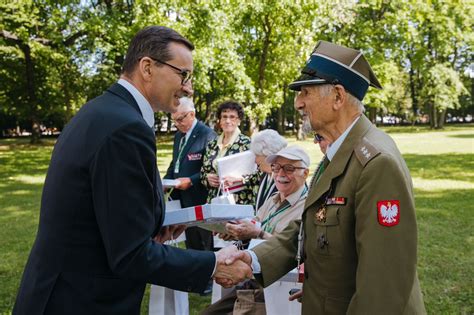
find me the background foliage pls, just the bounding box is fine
[1,0,473,141]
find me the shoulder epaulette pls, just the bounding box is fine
[354,137,381,166]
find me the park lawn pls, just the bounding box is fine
[0,125,473,314]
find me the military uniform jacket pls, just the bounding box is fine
[253,115,426,314]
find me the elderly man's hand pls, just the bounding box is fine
[175,177,192,190]
[217,232,237,241]
[225,220,260,240]
[213,246,253,288]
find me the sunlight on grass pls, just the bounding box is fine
[413,177,474,191]
[9,190,32,196]
[1,127,473,315]
[10,175,45,185]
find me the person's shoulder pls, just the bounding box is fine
[238,133,251,143]
[354,126,401,167]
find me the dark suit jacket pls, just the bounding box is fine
[13,83,215,315]
[164,121,216,207]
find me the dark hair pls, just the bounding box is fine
[217,100,244,121]
[121,26,194,74]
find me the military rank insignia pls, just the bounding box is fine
[315,206,327,222]
[377,200,400,227]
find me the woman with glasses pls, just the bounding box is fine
[200,100,256,205]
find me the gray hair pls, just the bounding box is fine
[316,84,365,113]
[177,97,196,113]
[250,129,288,156]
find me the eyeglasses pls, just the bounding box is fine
[220,114,239,121]
[172,112,191,123]
[150,57,192,85]
[271,163,306,174]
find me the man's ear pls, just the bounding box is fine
[138,57,154,82]
[332,84,347,111]
[303,168,310,179]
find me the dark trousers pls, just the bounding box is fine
[185,226,214,251]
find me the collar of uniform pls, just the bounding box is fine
[273,183,307,207]
[117,79,155,128]
[184,118,198,142]
[326,116,360,161]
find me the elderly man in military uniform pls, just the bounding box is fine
[229,41,426,314]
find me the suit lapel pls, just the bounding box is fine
[305,116,373,209]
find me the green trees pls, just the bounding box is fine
[1,0,472,141]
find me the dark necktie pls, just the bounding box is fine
[174,134,186,173]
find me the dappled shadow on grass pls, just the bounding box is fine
[415,188,473,314]
[381,124,474,134]
[404,153,474,182]
[447,133,474,139]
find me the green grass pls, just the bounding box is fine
[1,125,473,314]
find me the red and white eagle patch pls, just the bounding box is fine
[377,200,400,227]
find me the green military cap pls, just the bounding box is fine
[289,41,383,101]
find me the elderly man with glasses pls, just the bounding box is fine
[164,96,217,273]
[225,41,426,314]
[204,145,310,315]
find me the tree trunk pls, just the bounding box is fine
[294,111,305,140]
[429,103,437,129]
[437,109,446,129]
[368,107,377,124]
[277,106,284,134]
[408,55,418,123]
[22,44,41,143]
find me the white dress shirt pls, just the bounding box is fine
[117,79,155,128]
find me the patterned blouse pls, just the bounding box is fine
[200,132,258,205]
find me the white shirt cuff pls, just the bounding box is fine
[247,249,261,273]
[211,252,218,276]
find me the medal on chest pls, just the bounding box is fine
[315,205,327,222]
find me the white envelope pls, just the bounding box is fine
[162,179,181,188]
[216,151,257,192]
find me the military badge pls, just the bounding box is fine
[315,206,327,222]
[187,153,202,161]
[326,197,346,205]
[377,200,400,227]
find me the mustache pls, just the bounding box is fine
[276,176,290,183]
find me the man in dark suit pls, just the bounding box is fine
[13,26,250,315]
[165,97,216,252]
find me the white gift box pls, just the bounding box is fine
[162,204,254,226]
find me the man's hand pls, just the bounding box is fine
[289,288,303,303]
[217,232,236,241]
[213,246,252,288]
[225,220,260,240]
[207,173,220,188]
[153,225,186,243]
[175,177,191,190]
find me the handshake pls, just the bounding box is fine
[213,245,253,288]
